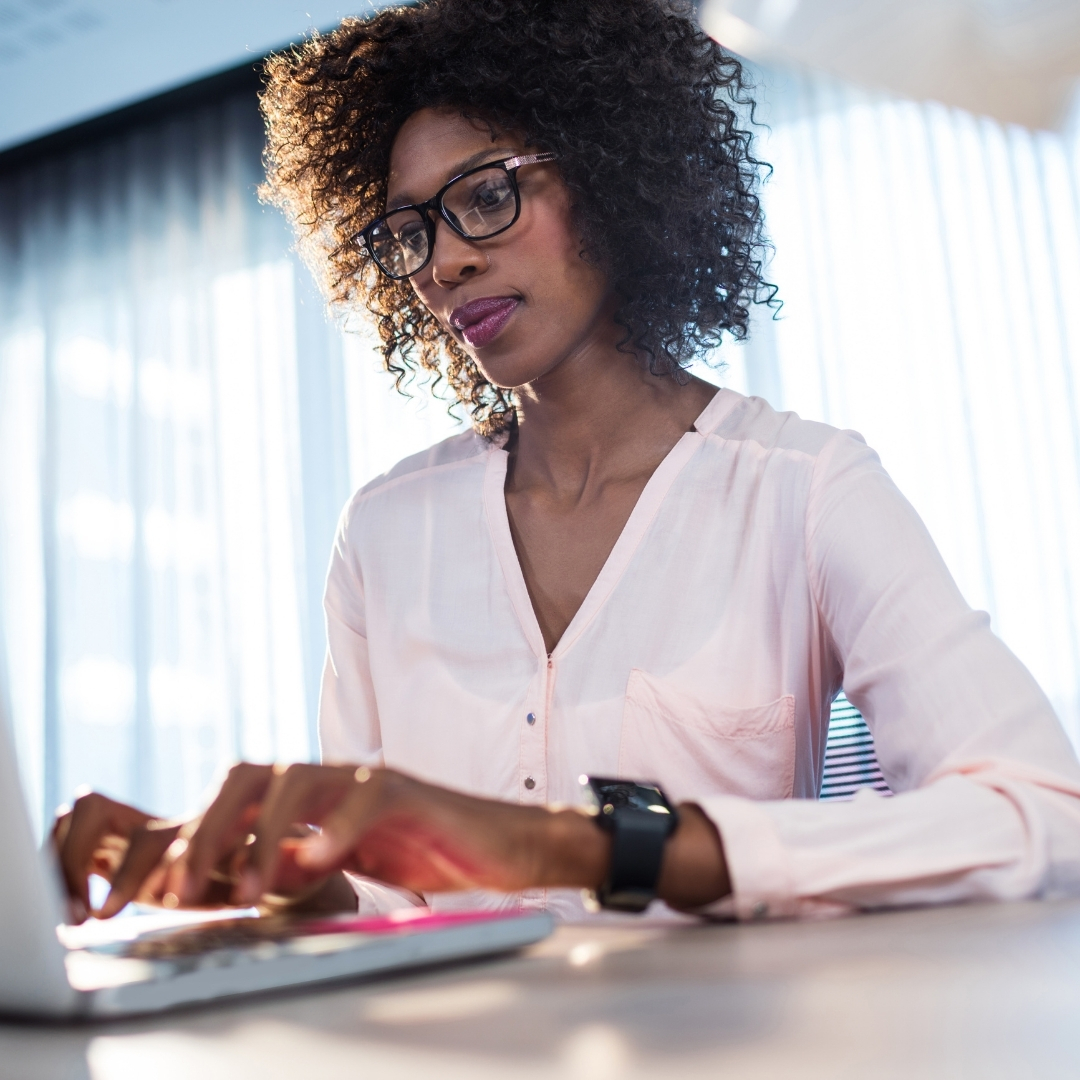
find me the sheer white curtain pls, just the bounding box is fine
[0,87,459,836]
[3,63,1077,835]
[719,65,1080,745]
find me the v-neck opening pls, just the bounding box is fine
[483,389,734,661]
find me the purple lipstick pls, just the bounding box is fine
[450,296,519,348]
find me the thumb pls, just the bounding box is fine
[295,774,380,871]
[294,809,356,871]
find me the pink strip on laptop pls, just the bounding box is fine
[300,908,523,936]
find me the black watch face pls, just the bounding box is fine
[583,777,673,817]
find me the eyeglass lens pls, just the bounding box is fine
[368,166,519,278]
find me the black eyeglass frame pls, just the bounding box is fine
[358,152,557,280]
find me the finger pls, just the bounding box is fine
[51,804,73,851]
[238,763,357,903]
[265,837,338,897]
[294,769,385,873]
[96,821,182,918]
[51,806,81,922]
[176,763,274,904]
[58,794,152,917]
[144,841,236,910]
[86,834,132,881]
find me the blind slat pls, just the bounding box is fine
[820,693,892,801]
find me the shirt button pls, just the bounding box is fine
[526,712,536,725]
[524,776,536,790]
[751,900,768,919]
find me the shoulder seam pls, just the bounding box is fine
[700,428,820,466]
[350,447,492,510]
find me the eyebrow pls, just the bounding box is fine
[387,146,520,210]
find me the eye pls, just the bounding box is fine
[471,177,513,210]
[395,220,427,244]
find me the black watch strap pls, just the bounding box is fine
[584,777,679,913]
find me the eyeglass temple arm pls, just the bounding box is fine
[503,152,557,170]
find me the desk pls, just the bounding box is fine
[3,898,1080,1079]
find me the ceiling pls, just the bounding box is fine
[0,1,393,152]
[701,0,1080,129]
[8,0,1079,156]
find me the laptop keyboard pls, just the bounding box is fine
[70,908,513,986]
[116,915,324,960]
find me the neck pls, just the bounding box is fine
[507,321,717,498]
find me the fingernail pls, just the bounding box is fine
[176,866,193,904]
[296,833,332,868]
[237,867,262,903]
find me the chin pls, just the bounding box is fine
[471,348,553,392]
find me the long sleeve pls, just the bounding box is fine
[318,503,383,768]
[318,502,424,914]
[700,430,1080,920]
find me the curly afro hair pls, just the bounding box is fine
[260,0,772,435]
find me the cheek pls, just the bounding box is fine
[408,274,446,325]
[515,205,605,306]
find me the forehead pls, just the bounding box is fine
[386,108,522,205]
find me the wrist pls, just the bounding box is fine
[535,808,612,890]
[656,803,730,910]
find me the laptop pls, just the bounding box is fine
[0,683,553,1019]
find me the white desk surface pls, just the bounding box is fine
[4,898,1080,1079]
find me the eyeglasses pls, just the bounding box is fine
[358,153,557,280]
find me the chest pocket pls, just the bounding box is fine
[618,668,796,803]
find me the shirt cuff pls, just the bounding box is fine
[695,795,852,921]
[344,872,427,915]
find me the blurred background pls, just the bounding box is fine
[0,0,1078,836]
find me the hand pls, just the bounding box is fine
[51,784,352,922]
[168,763,595,906]
[52,793,189,923]
[169,762,731,912]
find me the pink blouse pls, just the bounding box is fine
[320,390,1080,920]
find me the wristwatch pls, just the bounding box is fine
[581,776,680,912]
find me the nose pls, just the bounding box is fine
[429,217,486,287]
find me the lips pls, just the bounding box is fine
[449,296,519,348]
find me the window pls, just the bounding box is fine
[3,62,1077,831]
[722,65,1080,754]
[0,74,461,833]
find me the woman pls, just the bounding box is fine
[57,0,1080,923]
